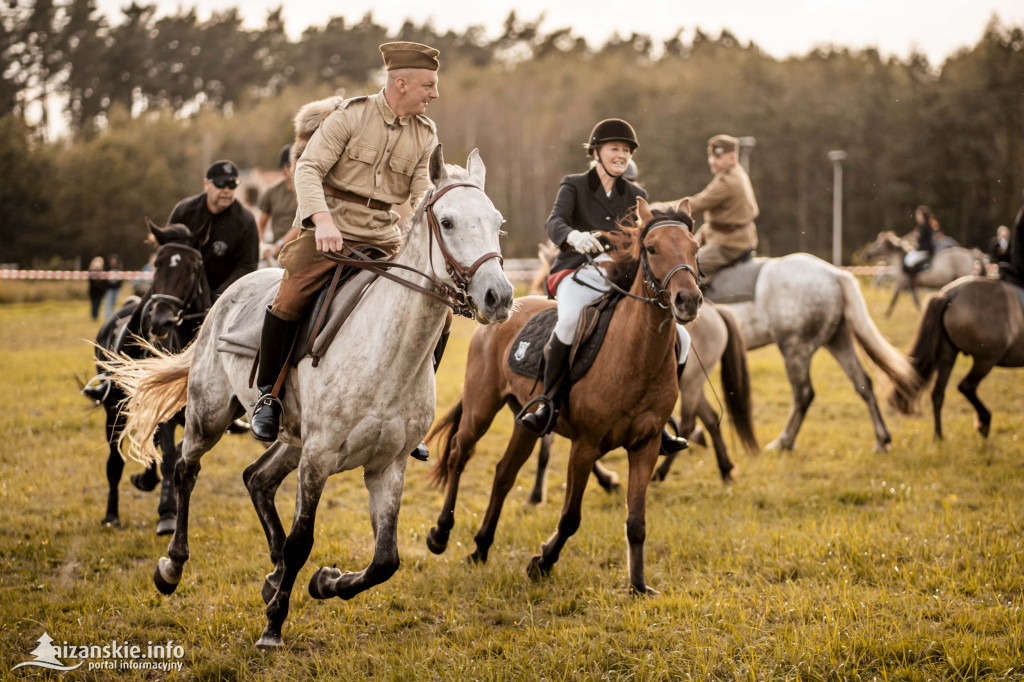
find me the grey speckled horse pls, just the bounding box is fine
[109,147,513,648]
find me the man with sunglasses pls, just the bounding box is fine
[167,159,259,301]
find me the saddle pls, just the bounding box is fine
[701,255,766,304]
[507,292,622,384]
[217,248,388,366]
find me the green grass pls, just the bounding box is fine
[1,284,1022,680]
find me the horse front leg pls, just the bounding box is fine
[958,358,996,437]
[930,342,958,440]
[154,426,179,535]
[885,281,902,318]
[102,404,124,527]
[769,345,815,451]
[242,442,302,604]
[625,437,662,596]
[309,454,406,601]
[527,434,554,505]
[257,457,328,649]
[527,440,598,580]
[696,395,735,482]
[469,426,539,564]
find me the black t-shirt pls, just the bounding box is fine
[168,194,259,298]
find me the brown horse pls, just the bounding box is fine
[890,276,1024,438]
[426,198,701,595]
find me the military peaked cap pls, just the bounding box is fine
[379,42,440,71]
[708,134,739,155]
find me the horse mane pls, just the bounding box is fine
[603,208,693,290]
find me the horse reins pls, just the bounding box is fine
[322,182,503,320]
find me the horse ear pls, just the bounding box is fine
[466,148,485,188]
[675,198,692,217]
[429,144,449,186]
[192,219,212,247]
[637,196,654,225]
[147,217,170,245]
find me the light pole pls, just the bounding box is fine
[738,136,756,173]
[828,150,847,266]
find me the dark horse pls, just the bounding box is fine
[427,198,702,595]
[84,220,210,532]
[890,276,1024,438]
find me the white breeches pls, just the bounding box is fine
[903,250,930,268]
[554,255,690,364]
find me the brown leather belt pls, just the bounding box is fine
[709,221,753,234]
[322,184,392,212]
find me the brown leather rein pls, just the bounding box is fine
[322,182,502,320]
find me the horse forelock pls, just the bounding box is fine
[604,208,693,290]
[410,165,478,226]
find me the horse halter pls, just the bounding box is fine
[325,181,503,319]
[639,219,701,309]
[140,243,208,331]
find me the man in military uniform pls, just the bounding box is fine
[680,135,759,283]
[258,144,300,258]
[168,160,259,301]
[250,41,442,447]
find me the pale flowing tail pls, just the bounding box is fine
[836,270,919,401]
[102,339,195,465]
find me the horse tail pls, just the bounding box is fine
[888,292,949,414]
[102,339,195,465]
[427,397,464,488]
[836,270,919,402]
[717,306,759,455]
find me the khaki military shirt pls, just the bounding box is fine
[293,90,438,246]
[684,163,759,250]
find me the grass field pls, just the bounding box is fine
[1,284,1022,680]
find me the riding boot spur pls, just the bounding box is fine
[515,333,572,437]
[411,310,453,462]
[251,306,299,443]
[660,361,690,455]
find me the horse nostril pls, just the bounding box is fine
[485,288,498,309]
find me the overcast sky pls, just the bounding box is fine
[94,0,1024,65]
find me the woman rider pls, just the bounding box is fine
[903,205,937,275]
[515,118,691,455]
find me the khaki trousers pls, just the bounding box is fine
[697,243,752,279]
[271,228,399,321]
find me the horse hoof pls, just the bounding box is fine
[308,567,341,600]
[978,421,991,438]
[526,555,550,581]
[630,584,661,598]
[651,469,667,483]
[602,478,621,493]
[425,527,449,555]
[153,558,180,595]
[466,550,487,565]
[155,517,176,536]
[101,515,121,528]
[261,573,281,605]
[130,472,159,492]
[255,630,283,650]
[526,493,544,505]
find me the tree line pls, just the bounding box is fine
[1,1,1023,268]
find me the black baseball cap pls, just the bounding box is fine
[206,160,239,182]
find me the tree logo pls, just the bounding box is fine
[12,632,83,671]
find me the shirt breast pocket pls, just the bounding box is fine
[384,154,415,195]
[337,143,378,190]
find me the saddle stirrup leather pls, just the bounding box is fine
[516,334,572,437]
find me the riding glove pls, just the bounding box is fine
[566,230,606,255]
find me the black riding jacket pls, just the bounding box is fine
[168,194,259,299]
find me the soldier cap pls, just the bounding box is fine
[707,135,739,156]
[379,42,440,71]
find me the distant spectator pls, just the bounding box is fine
[87,256,105,320]
[258,144,299,262]
[989,225,1011,263]
[103,253,123,319]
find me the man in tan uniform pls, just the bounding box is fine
[250,41,441,444]
[683,134,760,282]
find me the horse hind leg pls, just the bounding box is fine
[528,434,554,505]
[930,343,958,440]
[469,425,540,564]
[958,357,996,437]
[309,455,405,602]
[242,442,302,604]
[825,321,891,452]
[102,404,124,527]
[257,457,328,649]
[696,394,734,482]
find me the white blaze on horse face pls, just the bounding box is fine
[169,254,181,268]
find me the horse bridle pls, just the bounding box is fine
[139,243,209,333]
[324,182,503,319]
[581,217,701,308]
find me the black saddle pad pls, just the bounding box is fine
[507,293,621,385]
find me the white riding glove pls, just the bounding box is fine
[565,230,606,255]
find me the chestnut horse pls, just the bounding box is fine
[426,198,701,596]
[890,276,1024,438]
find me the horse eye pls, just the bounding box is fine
[441,218,454,230]
[646,245,656,255]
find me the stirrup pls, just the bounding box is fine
[250,394,283,442]
[515,395,558,436]
[82,372,112,404]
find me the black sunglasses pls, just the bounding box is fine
[211,178,238,189]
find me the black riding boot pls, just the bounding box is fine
[251,307,298,443]
[660,361,690,455]
[516,334,572,436]
[410,329,452,463]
